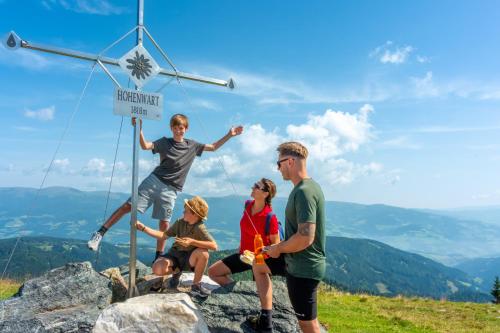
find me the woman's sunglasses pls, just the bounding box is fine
[252,183,267,192]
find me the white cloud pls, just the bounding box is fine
[370,41,414,64]
[287,104,374,161]
[81,158,106,175]
[411,71,439,97]
[49,158,70,174]
[189,105,379,193]
[42,0,128,15]
[238,124,281,156]
[384,170,402,186]
[24,106,55,121]
[139,158,156,173]
[317,159,382,185]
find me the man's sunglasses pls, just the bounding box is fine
[276,157,292,168]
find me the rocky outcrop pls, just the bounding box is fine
[93,293,210,333]
[1,262,327,332]
[0,262,112,333]
[197,281,301,333]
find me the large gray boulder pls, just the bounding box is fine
[0,262,112,333]
[93,293,210,333]
[196,281,301,333]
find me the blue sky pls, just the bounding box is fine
[1,0,500,209]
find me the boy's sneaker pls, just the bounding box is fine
[189,283,211,298]
[87,232,103,251]
[168,271,182,289]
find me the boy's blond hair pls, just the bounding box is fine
[170,114,189,128]
[277,141,308,159]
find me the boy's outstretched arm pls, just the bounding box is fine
[132,118,154,150]
[204,125,243,151]
[136,221,167,240]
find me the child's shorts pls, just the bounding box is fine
[128,173,177,221]
[161,247,196,271]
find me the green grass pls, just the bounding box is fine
[0,279,21,300]
[318,286,500,333]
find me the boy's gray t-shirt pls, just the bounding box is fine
[152,137,205,191]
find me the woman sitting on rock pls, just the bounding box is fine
[136,195,217,298]
[208,178,281,286]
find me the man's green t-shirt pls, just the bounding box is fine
[164,218,214,252]
[284,178,326,280]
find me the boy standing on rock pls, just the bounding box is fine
[136,195,217,298]
[87,113,243,263]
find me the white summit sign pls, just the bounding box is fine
[113,87,163,120]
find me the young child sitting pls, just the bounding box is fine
[136,195,217,298]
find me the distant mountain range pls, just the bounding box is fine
[427,206,500,226]
[0,236,491,302]
[454,257,500,292]
[1,186,499,266]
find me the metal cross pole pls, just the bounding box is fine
[3,0,234,299]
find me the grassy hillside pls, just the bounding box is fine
[0,279,19,300]
[317,286,500,333]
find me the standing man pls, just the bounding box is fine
[250,141,326,333]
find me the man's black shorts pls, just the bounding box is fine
[254,254,320,321]
[286,273,320,321]
[161,247,195,271]
[221,252,287,275]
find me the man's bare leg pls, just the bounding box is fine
[298,319,321,333]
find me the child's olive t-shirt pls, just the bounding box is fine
[164,218,215,252]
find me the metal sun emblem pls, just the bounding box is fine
[119,45,160,88]
[126,51,153,80]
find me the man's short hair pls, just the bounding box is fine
[170,114,189,128]
[277,141,308,159]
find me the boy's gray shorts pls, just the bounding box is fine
[127,173,177,221]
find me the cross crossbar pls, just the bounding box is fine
[13,32,234,89]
